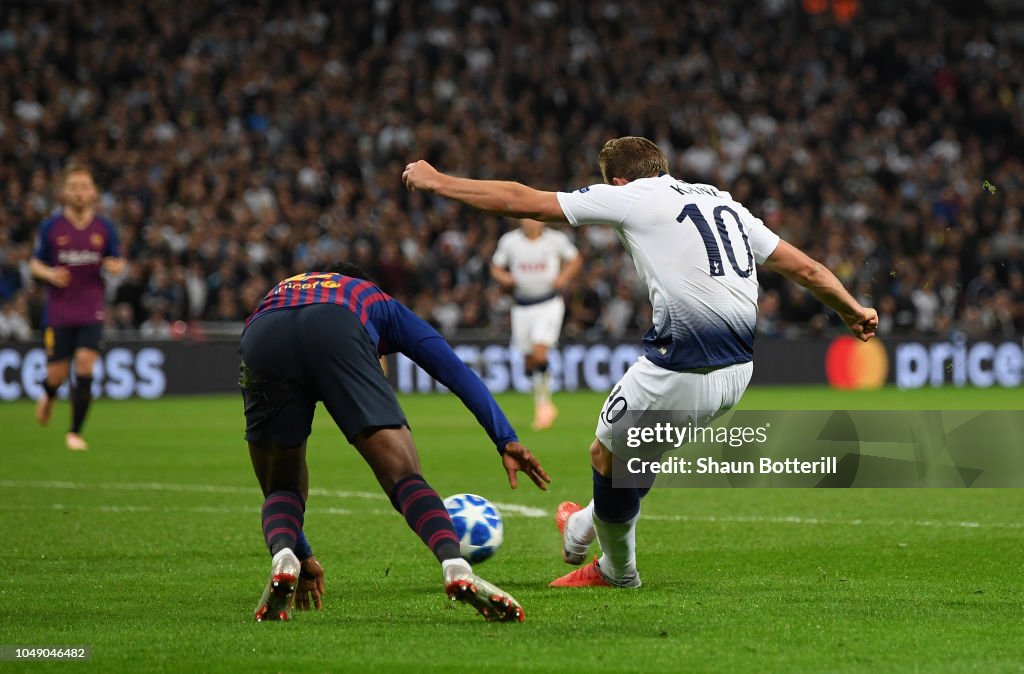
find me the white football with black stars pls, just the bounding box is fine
[443,493,504,563]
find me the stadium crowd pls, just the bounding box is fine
[1,0,1023,343]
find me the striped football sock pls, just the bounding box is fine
[261,490,305,556]
[389,474,461,562]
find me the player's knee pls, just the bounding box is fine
[589,439,613,477]
[74,349,99,371]
[250,445,305,495]
[356,427,421,495]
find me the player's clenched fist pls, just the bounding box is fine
[844,307,879,342]
[403,160,442,193]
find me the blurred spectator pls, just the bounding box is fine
[108,302,138,337]
[565,276,602,338]
[112,263,147,325]
[757,290,783,338]
[1,0,1021,342]
[0,292,32,341]
[139,306,173,340]
[600,286,638,340]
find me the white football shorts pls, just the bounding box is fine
[595,356,754,458]
[510,296,565,355]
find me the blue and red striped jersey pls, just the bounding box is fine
[246,272,392,346]
[244,272,518,453]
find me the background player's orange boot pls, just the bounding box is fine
[65,433,88,451]
[531,401,558,430]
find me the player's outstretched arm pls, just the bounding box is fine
[403,160,568,223]
[763,240,878,341]
[386,303,551,490]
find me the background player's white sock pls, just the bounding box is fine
[532,370,551,405]
[594,511,641,587]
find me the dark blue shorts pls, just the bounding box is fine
[239,304,407,447]
[44,324,103,362]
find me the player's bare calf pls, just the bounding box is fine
[35,393,55,426]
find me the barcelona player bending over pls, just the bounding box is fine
[241,264,550,623]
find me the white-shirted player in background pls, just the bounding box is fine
[491,218,582,430]
[403,137,878,589]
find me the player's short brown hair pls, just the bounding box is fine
[597,137,669,184]
[61,163,94,184]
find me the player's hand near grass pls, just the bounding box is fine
[295,556,325,611]
[502,441,551,491]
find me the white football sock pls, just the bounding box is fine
[272,547,297,564]
[532,370,551,405]
[442,557,472,582]
[594,511,642,587]
[566,500,596,549]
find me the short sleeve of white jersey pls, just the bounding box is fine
[556,184,637,227]
[737,204,781,264]
[491,233,511,268]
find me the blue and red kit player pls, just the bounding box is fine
[30,166,124,451]
[240,264,551,623]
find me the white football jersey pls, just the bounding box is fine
[556,174,780,370]
[492,228,579,301]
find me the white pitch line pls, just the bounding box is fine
[0,479,382,501]
[0,503,351,515]
[2,480,1022,530]
[492,503,548,518]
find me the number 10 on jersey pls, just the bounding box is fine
[677,203,754,278]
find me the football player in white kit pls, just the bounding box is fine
[404,137,878,589]
[491,218,582,430]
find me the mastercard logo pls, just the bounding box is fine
[825,336,888,389]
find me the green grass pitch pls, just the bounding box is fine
[1,387,1023,673]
